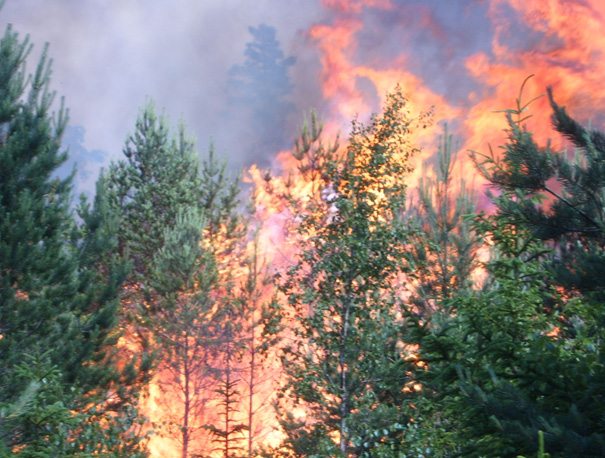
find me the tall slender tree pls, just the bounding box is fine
[408,124,479,314]
[104,103,204,334]
[278,90,431,456]
[206,300,248,458]
[400,125,481,453]
[0,22,146,456]
[150,207,217,458]
[237,235,282,457]
[141,145,245,457]
[228,23,296,164]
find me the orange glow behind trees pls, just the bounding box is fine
[6,0,605,456]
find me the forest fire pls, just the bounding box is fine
[3,0,605,456]
[140,1,605,456]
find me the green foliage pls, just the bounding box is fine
[0,23,147,455]
[413,82,605,457]
[105,101,203,285]
[472,79,605,300]
[279,89,431,456]
[402,124,481,455]
[408,123,480,310]
[144,143,246,456]
[0,352,78,457]
[150,206,217,457]
[517,431,551,458]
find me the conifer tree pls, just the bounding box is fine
[209,231,283,458]
[145,147,244,457]
[104,104,204,327]
[0,22,146,455]
[228,23,296,163]
[206,301,247,458]
[466,85,605,456]
[401,125,481,453]
[150,207,217,458]
[103,103,225,457]
[415,81,605,456]
[408,124,479,314]
[279,90,431,456]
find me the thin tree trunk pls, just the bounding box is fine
[225,344,232,458]
[182,333,191,458]
[248,323,256,457]
[339,293,352,456]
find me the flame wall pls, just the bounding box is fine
[66,1,605,456]
[286,0,605,175]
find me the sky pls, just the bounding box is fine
[2,0,605,197]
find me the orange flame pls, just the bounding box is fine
[144,1,605,455]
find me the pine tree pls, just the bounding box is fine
[0,23,146,455]
[278,90,431,456]
[105,104,202,295]
[408,124,479,313]
[418,207,563,456]
[150,207,217,458]
[401,125,481,453]
[101,102,210,404]
[146,147,244,457]
[416,80,605,456]
[474,85,605,300]
[469,85,605,456]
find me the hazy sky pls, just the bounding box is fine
[2,0,604,196]
[1,1,324,181]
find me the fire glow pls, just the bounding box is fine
[142,0,605,455]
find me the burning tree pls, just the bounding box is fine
[205,299,248,458]
[103,98,248,456]
[150,206,221,458]
[277,89,432,456]
[148,148,245,457]
[238,236,282,456]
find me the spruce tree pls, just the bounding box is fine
[206,301,248,458]
[207,231,283,458]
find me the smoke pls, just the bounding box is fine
[55,125,107,200]
[2,0,605,194]
[0,0,323,176]
[225,24,297,169]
